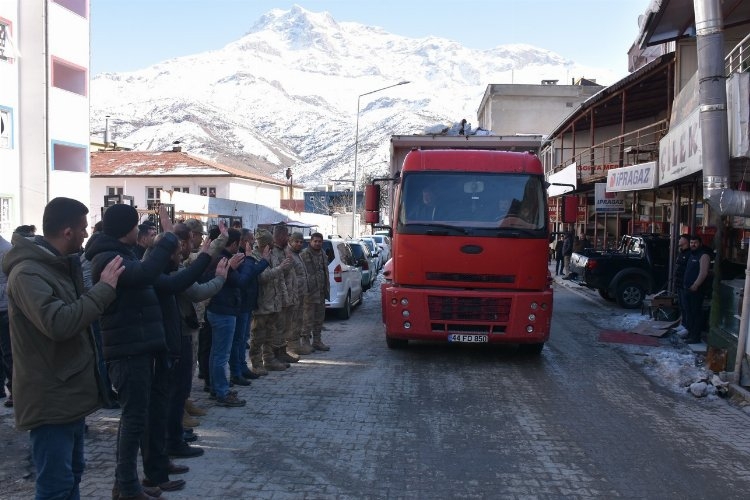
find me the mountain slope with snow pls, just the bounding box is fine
[91,5,619,186]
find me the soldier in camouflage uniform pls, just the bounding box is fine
[271,225,300,364]
[287,232,313,356]
[300,232,330,351]
[250,230,291,374]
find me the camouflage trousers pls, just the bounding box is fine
[279,305,296,346]
[302,295,325,339]
[251,312,280,363]
[287,301,305,343]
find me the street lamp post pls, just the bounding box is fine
[352,80,410,237]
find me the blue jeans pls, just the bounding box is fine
[230,312,250,377]
[108,355,154,497]
[0,310,11,394]
[29,419,86,500]
[207,311,236,399]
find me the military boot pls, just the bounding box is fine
[287,338,305,356]
[250,349,268,376]
[278,345,299,363]
[297,335,314,355]
[312,334,330,351]
[264,356,288,371]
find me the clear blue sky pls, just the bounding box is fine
[91,0,648,78]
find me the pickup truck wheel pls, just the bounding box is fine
[338,291,352,319]
[615,281,646,309]
[518,342,544,355]
[386,334,408,349]
[598,288,614,301]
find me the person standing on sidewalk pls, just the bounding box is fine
[673,234,691,329]
[0,233,12,406]
[554,235,564,276]
[300,232,330,351]
[287,232,313,356]
[250,230,291,374]
[87,203,181,500]
[3,197,125,500]
[562,232,573,277]
[270,225,299,365]
[682,234,711,344]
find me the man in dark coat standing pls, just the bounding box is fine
[87,204,180,500]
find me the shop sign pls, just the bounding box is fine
[594,183,625,213]
[659,108,702,185]
[548,204,558,223]
[577,205,587,223]
[578,163,619,179]
[606,162,657,192]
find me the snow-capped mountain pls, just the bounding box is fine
[91,5,620,187]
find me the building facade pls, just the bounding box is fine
[0,0,91,237]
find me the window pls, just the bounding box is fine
[0,196,11,234]
[0,106,12,149]
[51,141,87,172]
[199,186,216,197]
[0,18,16,64]
[173,187,190,193]
[52,57,87,96]
[52,0,87,18]
[146,187,162,209]
[107,187,124,196]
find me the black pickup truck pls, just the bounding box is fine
[567,234,671,309]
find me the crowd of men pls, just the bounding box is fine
[0,197,331,500]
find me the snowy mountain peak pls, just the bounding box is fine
[91,7,620,186]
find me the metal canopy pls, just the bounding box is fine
[638,0,750,47]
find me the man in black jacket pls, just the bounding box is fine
[87,204,179,500]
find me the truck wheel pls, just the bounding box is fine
[386,334,408,349]
[615,281,645,309]
[519,342,544,355]
[338,292,352,319]
[598,288,614,301]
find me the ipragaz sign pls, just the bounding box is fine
[595,183,625,213]
[606,162,657,192]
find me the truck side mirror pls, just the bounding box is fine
[561,195,578,224]
[364,184,381,224]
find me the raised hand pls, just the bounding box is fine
[218,220,228,238]
[199,236,212,255]
[215,257,230,279]
[158,205,173,232]
[261,244,271,261]
[229,252,245,270]
[99,255,125,288]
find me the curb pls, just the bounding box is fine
[729,383,750,405]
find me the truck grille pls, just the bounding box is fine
[426,272,515,283]
[427,296,511,322]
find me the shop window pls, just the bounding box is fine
[52,57,87,96]
[51,141,87,172]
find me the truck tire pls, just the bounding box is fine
[386,334,408,349]
[519,342,544,355]
[598,288,614,301]
[615,280,646,309]
[338,291,352,319]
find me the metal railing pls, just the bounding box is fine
[548,119,669,180]
[726,32,750,76]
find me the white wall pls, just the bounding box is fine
[0,0,21,237]
[227,179,283,208]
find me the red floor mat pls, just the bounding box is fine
[598,330,661,346]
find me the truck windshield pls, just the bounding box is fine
[397,172,547,236]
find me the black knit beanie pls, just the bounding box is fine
[103,204,139,239]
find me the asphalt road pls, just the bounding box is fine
[2,276,750,499]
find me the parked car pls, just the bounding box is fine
[370,234,392,262]
[568,233,670,309]
[303,237,363,319]
[348,240,378,291]
[359,237,383,270]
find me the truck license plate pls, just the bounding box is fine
[448,334,488,343]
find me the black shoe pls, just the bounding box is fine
[167,442,205,458]
[230,375,251,386]
[241,368,260,380]
[183,432,198,443]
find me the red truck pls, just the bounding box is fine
[365,135,553,354]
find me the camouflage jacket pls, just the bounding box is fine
[288,247,307,302]
[271,245,296,307]
[255,248,289,315]
[300,247,329,301]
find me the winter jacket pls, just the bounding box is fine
[204,249,268,316]
[238,252,270,313]
[288,246,308,303]
[86,232,179,360]
[254,248,288,315]
[2,234,117,430]
[153,252,211,357]
[271,245,296,307]
[177,271,226,331]
[0,234,11,312]
[300,247,329,301]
